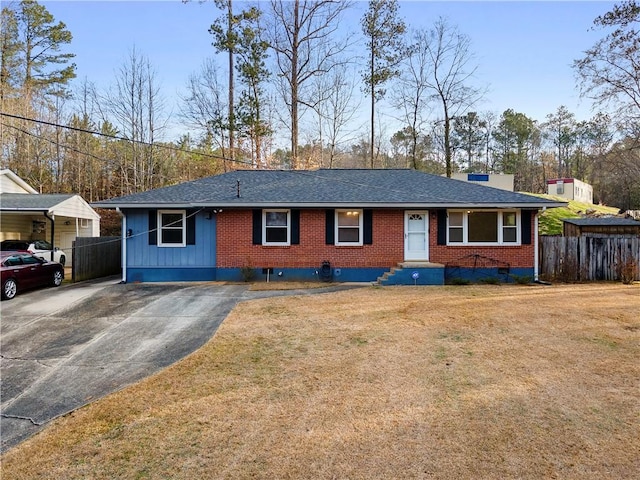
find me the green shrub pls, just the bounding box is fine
[240,261,256,282]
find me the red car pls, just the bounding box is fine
[1,252,64,300]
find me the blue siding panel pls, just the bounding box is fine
[216,267,387,283]
[124,209,216,282]
[445,267,534,284]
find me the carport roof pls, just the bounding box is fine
[0,193,75,211]
[92,169,568,209]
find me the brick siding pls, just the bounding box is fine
[216,209,536,269]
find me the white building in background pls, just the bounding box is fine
[451,173,515,192]
[546,178,593,204]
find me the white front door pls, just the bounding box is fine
[404,211,429,261]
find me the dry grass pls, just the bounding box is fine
[2,284,639,479]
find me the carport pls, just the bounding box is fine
[0,194,100,265]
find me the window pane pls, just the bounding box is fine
[503,228,517,242]
[503,212,516,227]
[22,255,41,264]
[338,227,360,243]
[449,212,463,227]
[162,229,183,244]
[266,211,288,227]
[162,214,183,228]
[338,211,360,227]
[266,228,288,243]
[468,212,498,242]
[449,228,463,243]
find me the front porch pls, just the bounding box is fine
[377,262,445,286]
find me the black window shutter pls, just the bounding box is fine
[291,209,300,245]
[186,209,196,245]
[148,210,157,245]
[363,209,373,245]
[437,210,447,245]
[325,209,335,245]
[252,209,262,245]
[521,210,532,245]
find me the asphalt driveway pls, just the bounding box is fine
[1,278,357,452]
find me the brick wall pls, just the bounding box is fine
[216,209,536,269]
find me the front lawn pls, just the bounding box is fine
[2,284,639,479]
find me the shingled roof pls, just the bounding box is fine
[563,217,640,227]
[0,193,75,211]
[92,169,566,209]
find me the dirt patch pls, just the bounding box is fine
[2,283,639,479]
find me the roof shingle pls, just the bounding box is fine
[92,169,566,209]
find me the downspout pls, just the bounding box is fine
[117,207,126,283]
[44,211,55,262]
[534,209,541,282]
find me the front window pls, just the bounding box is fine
[468,211,498,242]
[336,209,363,245]
[448,210,520,245]
[263,210,290,245]
[502,212,518,243]
[158,210,186,247]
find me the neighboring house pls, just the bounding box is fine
[0,170,101,265]
[562,217,640,237]
[546,178,593,204]
[451,173,514,191]
[92,169,566,285]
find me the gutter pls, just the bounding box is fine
[534,210,540,282]
[116,207,126,284]
[92,201,569,210]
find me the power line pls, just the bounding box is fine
[0,111,260,168]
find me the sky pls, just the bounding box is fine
[38,0,618,141]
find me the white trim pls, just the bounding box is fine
[119,208,127,283]
[534,212,540,281]
[262,209,291,246]
[0,169,39,194]
[446,209,521,246]
[335,209,363,246]
[157,209,186,247]
[92,201,568,210]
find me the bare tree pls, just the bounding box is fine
[101,47,168,194]
[266,0,351,169]
[180,58,230,170]
[422,18,482,177]
[312,63,361,168]
[574,0,640,134]
[393,27,433,169]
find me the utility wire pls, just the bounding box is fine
[0,111,261,169]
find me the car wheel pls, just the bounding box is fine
[53,270,63,287]
[2,278,17,300]
[59,255,66,267]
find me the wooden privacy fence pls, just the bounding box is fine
[72,236,121,282]
[540,236,640,282]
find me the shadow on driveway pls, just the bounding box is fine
[0,279,361,452]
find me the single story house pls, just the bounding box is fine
[92,169,566,285]
[562,217,640,237]
[0,169,101,265]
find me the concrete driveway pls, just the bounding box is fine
[1,278,357,452]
